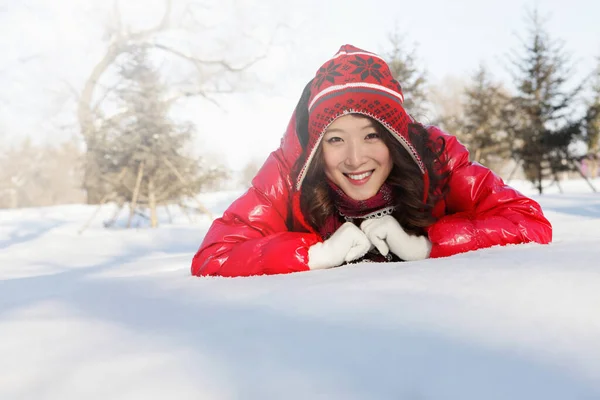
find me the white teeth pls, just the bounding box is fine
[347,171,373,180]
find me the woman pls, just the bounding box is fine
[191,44,552,277]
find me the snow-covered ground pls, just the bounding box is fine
[1,180,600,400]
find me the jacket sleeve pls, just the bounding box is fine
[191,148,321,277]
[426,128,552,258]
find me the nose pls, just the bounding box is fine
[344,140,366,168]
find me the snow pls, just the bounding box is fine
[1,179,600,399]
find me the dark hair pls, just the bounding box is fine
[293,79,449,235]
[295,79,313,150]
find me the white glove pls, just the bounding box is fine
[360,215,431,261]
[308,222,372,270]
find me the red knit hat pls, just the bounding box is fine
[295,44,428,197]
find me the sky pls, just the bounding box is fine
[1,178,600,399]
[1,0,600,170]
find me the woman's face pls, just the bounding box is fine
[321,114,393,201]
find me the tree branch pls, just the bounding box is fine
[128,0,172,42]
[150,42,264,72]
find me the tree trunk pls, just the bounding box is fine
[79,44,123,205]
[128,162,145,228]
[78,193,113,234]
[164,204,173,224]
[474,148,482,164]
[553,172,563,193]
[537,161,543,195]
[162,156,213,219]
[148,177,158,228]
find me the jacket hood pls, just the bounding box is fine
[294,44,428,192]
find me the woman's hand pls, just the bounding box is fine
[308,222,372,270]
[360,215,431,261]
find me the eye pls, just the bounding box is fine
[325,136,343,144]
[365,132,380,140]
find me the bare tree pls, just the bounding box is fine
[78,0,269,203]
[0,138,84,208]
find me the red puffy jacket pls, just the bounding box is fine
[191,115,552,277]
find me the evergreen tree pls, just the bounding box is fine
[461,65,510,170]
[506,9,583,193]
[383,30,428,118]
[94,46,227,227]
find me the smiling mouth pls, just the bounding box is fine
[344,170,374,184]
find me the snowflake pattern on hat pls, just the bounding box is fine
[314,60,343,89]
[349,56,384,83]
